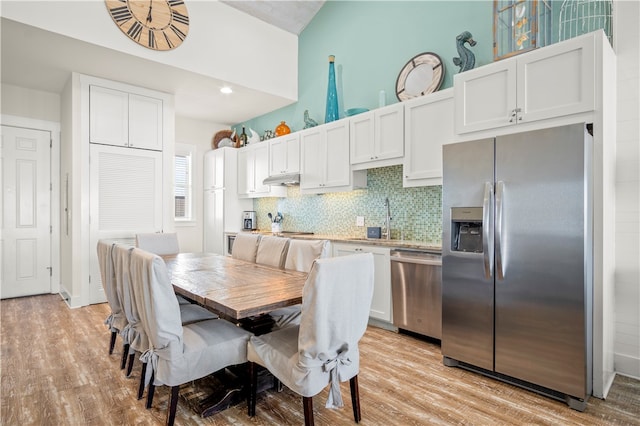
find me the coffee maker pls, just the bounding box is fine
[242,211,257,231]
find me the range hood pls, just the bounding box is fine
[263,173,300,186]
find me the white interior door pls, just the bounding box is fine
[1,125,51,299]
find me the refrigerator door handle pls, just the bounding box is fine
[482,182,494,279]
[495,181,505,280]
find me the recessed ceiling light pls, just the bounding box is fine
[220,86,233,94]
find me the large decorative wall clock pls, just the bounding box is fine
[105,0,189,51]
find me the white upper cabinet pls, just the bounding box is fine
[403,89,454,187]
[300,119,366,194]
[204,148,226,190]
[350,103,404,170]
[89,85,163,151]
[269,133,300,176]
[455,32,595,134]
[238,143,286,198]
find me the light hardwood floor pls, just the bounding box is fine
[1,294,638,425]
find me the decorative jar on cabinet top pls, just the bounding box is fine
[275,121,291,136]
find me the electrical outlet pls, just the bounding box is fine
[356,216,365,227]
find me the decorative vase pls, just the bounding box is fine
[275,121,291,136]
[325,55,339,123]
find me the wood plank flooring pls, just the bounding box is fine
[1,294,638,425]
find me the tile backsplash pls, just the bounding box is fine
[254,165,442,244]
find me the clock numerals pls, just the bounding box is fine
[170,24,187,42]
[171,11,189,26]
[110,6,132,24]
[163,32,175,49]
[127,21,143,42]
[148,30,157,49]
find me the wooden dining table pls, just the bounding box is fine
[163,252,308,321]
[161,252,308,416]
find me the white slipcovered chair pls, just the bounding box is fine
[231,233,261,262]
[113,244,218,400]
[135,232,191,305]
[247,253,375,426]
[97,240,128,356]
[130,248,253,426]
[269,239,331,328]
[255,235,291,268]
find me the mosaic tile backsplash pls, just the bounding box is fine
[254,165,442,244]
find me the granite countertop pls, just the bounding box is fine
[243,230,442,253]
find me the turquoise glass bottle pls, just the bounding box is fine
[325,55,339,123]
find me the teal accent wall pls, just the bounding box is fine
[239,1,493,134]
[254,166,443,244]
[244,1,496,245]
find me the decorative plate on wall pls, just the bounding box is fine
[395,52,445,101]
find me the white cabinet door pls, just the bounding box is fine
[332,243,392,323]
[89,144,163,304]
[350,110,375,164]
[350,103,403,168]
[404,89,454,187]
[517,33,595,124]
[89,85,163,151]
[324,120,351,188]
[300,127,325,190]
[375,103,404,161]
[252,143,272,195]
[129,94,163,151]
[204,149,225,190]
[237,147,253,196]
[269,133,300,175]
[89,85,128,146]
[203,189,224,255]
[455,32,596,134]
[455,60,517,133]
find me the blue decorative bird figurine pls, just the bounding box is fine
[303,110,318,129]
[453,31,477,73]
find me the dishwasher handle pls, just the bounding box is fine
[390,256,441,266]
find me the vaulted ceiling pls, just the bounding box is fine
[1,1,324,124]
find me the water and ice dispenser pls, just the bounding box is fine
[450,207,483,253]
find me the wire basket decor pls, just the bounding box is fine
[559,0,613,45]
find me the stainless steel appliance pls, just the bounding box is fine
[242,211,257,231]
[442,123,593,411]
[391,249,442,339]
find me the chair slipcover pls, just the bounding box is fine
[98,240,127,333]
[135,232,180,256]
[270,239,331,328]
[231,233,261,263]
[284,239,330,272]
[255,236,290,268]
[248,253,374,409]
[136,232,200,307]
[130,248,252,388]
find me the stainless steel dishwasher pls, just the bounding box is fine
[391,249,442,339]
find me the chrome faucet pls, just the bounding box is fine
[383,197,392,240]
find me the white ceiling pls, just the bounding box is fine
[1,1,324,124]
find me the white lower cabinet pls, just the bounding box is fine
[332,243,392,323]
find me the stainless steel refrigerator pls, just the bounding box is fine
[441,123,592,411]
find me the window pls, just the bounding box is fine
[174,144,194,221]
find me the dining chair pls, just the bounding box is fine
[129,248,253,426]
[247,253,375,426]
[231,232,261,262]
[135,232,192,306]
[114,244,219,399]
[97,240,128,356]
[269,239,331,328]
[255,235,290,268]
